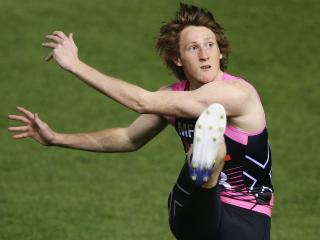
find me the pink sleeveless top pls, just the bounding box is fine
[168,72,274,217]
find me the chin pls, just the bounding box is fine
[199,75,215,84]
[187,72,215,88]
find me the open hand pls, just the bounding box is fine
[8,107,57,146]
[42,31,79,72]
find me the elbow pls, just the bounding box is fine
[126,135,144,152]
[126,141,143,152]
[133,91,152,114]
[134,106,147,114]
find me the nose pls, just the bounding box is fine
[198,47,209,61]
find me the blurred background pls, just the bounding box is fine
[1,0,319,239]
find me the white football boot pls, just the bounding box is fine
[189,103,227,186]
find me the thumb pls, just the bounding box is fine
[45,51,53,61]
[69,33,74,42]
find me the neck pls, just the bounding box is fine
[188,70,224,90]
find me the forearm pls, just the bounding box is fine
[52,128,137,153]
[70,61,203,117]
[70,61,148,113]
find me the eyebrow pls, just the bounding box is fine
[185,37,215,46]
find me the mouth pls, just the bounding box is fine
[200,65,212,70]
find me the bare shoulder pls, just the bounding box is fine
[198,79,253,107]
[234,77,260,94]
[214,77,261,105]
[217,78,265,131]
[217,77,257,95]
[231,78,263,107]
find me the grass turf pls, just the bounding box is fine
[1,0,319,239]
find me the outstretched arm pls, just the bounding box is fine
[42,31,249,118]
[8,107,167,153]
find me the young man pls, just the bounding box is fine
[8,3,273,240]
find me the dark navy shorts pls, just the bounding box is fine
[168,163,271,240]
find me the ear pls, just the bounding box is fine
[173,57,183,67]
[219,53,223,59]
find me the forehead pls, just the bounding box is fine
[179,26,217,45]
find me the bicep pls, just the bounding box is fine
[126,113,168,149]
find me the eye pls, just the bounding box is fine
[206,42,214,48]
[188,45,198,52]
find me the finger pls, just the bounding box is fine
[16,106,35,120]
[45,51,53,61]
[8,126,29,132]
[45,35,63,43]
[8,115,31,124]
[12,132,31,139]
[53,31,67,40]
[34,113,44,128]
[42,42,59,49]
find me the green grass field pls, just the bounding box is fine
[1,0,319,239]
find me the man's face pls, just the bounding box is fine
[176,26,222,89]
